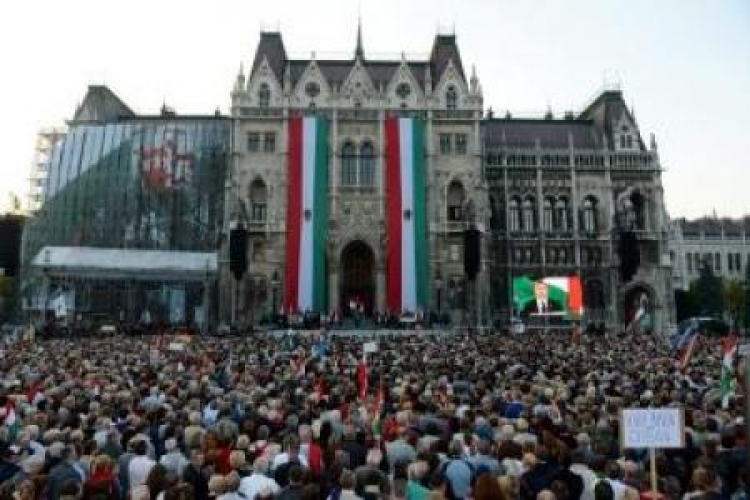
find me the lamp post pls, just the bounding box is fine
[271,270,280,320]
[434,270,443,318]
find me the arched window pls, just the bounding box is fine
[249,178,268,222]
[543,198,554,231]
[555,197,569,231]
[341,141,357,186]
[258,83,270,108]
[585,280,606,311]
[359,141,375,187]
[489,196,500,230]
[446,86,458,110]
[509,198,521,232]
[447,181,465,222]
[522,197,536,231]
[583,196,598,232]
[630,190,646,230]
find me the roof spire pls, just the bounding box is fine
[355,13,364,60]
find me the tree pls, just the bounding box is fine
[745,263,750,329]
[674,289,697,322]
[724,279,746,326]
[691,259,724,317]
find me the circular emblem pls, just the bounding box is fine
[305,81,320,98]
[396,82,411,99]
[304,209,312,221]
[403,209,411,220]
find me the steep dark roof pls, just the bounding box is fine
[250,32,455,93]
[429,34,465,82]
[287,59,429,93]
[578,90,645,151]
[72,85,135,123]
[481,119,604,150]
[251,32,288,83]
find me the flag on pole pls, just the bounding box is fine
[385,117,428,314]
[674,320,700,371]
[0,399,21,441]
[284,115,330,313]
[721,332,739,408]
[356,353,368,400]
[372,377,385,436]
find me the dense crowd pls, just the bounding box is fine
[0,329,745,499]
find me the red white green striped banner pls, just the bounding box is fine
[385,117,428,313]
[284,116,329,313]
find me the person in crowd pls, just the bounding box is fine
[0,329,743,500]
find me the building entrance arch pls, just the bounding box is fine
[340,240,375,315]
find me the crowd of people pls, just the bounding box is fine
[0,328,746,499]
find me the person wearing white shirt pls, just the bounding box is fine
[570,450,598,500]
[239,457,281,500]
[128,440,155,493]
[159,438,188,477]
[271,435,309,471]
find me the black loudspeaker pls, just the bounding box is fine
[617,230,640,283]
[464,227,481,281]
[229,226,248,280]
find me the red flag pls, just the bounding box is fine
[314,374,327,399]
[26,381,44,405]
[374,377,384,418]
[679,335,698,372]
[357,355,368,400]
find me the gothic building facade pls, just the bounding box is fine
[221,29,675,329]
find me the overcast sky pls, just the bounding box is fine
[1,0,748,218]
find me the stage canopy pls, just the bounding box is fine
[31,246,217,282]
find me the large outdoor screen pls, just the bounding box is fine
[513,276,584,318]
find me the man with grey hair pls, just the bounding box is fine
[46,444,83,499]
[240,456,281,500]
[355,448,389,497]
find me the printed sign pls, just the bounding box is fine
[363,342,378,354]
[620,408,684,449]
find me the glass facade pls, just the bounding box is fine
[22,117,230,324]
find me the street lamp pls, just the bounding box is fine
[271,270,280,321]
[434,269,443,318]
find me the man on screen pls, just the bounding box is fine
[534,280,550,314]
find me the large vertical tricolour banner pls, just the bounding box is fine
[285,116,329,313]
[385,117,428,314]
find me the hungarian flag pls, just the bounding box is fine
[674,320,700,371]
[721,333,738,408]
[372,378,385,436]
[26,381,45,406]
[356,354,369,400]
[0,399,21,441]
[512,276,583,317]
[314,374,327,400]
[284,115,329,313]
[385,117,428,314]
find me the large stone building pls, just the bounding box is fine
[669,216,750,291]
[20,28,676,330]
[222,29,675,330]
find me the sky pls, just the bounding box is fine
[1,0,749,218]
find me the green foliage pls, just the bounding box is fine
[674,289,697,322]
[724,279,745,326]
[691,260,724,317]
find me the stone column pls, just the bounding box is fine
[332,109,339,217]
[330,268,339,315]
[376,268,385,312]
